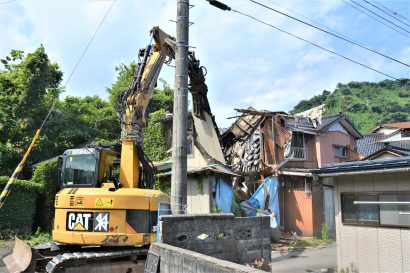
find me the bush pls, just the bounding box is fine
[0,176,42,235]
[320,223,330,241]
[31,160,58,231]
[143,109,169,162]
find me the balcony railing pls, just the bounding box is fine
[284,147,308,161]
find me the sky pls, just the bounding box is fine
[0,0,409,128]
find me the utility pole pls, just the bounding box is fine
[171,0,189,215]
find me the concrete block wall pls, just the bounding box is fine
[149,243,264,273]
[159,214,271,266]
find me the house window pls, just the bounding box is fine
[357,195,379,223]
[379,194,410,227]
[341,194,356,222]
[334,146,347,158]
[341,192,410,228]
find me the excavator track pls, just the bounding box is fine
[3,238,148,273]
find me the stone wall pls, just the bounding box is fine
[148,243,264,273]
[159,213,271,266]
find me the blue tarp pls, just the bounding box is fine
[240,176,280,228]
[215,178,233,213]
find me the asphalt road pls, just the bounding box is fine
[271,244,337,273]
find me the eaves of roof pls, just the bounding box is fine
[155,163,240,177]
[311,156,410,174]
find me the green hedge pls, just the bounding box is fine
[0,176,42,235]
[31,160,58,231]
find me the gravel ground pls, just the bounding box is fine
[0,242,13,273]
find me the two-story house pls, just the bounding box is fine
[221,106,362,236]
[357,122,410,160]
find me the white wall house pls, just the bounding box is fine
[312,157,410,273]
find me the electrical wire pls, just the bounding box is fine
[0,0,15,4]
[362,0,409,27]
[64,0,117,87]
[249,0,409,67]
[265,0,353,41]
[370,0,409,21]
[342,0,410,38]
[228,7,398,80]
[40,0,117,130]
[349,0,409,34]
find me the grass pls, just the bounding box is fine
[272,224,334,252]
[0,228,52,247]
[24,229,52,246]
[290,236,333,250]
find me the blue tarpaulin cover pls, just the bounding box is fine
[215,178,233,213]
[240,176,280,228]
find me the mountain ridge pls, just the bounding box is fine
[290,79,410,134]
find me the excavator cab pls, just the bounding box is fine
[57,145,121,190]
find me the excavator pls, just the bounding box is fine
[3,26,211,273]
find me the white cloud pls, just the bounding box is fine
[0,0,408,128]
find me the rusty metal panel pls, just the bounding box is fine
[284,187,314,236]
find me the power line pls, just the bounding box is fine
[206,1,398,80]
[349,0,409,34]
[0,0,16,4]
[41,0,117,130]
[342,0,410,38]
[64,0,117,87]
[370,0,409,21]
[362,0,409,27]
[266,0,351,39]
[249,0,409,67]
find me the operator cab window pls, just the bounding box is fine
[64,155,96,186]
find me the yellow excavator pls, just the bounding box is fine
[3,26,210,273]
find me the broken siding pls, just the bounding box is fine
[228,127,262,173]
[192,112,226,164]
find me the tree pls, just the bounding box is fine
[39,96,120,159]
[290,79,410,133]
[0,47,63,175]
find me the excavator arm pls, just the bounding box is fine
[118,27,175,189]
[120,27,175,139]
[117,27,213,190]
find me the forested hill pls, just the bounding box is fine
[290,79,410,134]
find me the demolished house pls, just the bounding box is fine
[155,57,238,214]
[221,105,362,236]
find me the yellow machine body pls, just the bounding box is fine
[50,27,175,248]
[52,187,169,246]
